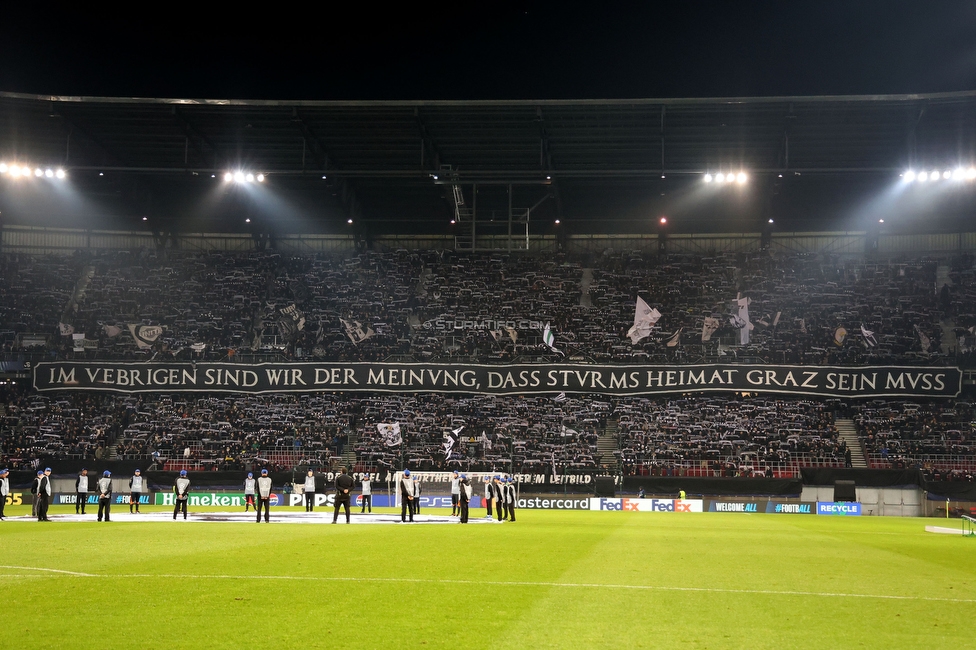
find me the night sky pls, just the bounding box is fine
[3,2,976,100]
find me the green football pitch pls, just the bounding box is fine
[1,505,974,649]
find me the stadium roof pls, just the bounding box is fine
[2,90,976,235]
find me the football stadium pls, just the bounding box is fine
[2,6,976,649]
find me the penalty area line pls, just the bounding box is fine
[24,571,972,604]
[0,565,95,577]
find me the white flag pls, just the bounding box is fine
[665,328,682,347]
[553,392,567,402]
[444,426,464,459]
[376,423,402,447]
[103,324,123,338]
[58,322,74,336]
[543,322,562,355]
[128,324,163,349]
[627,297,662,344]
[860,324,877,348]
[915,325,931,352]
[190,343,208,353]
[341,319,375,345]
[732,296,752,345]
[701,317,720,342]
[833,326,847,347]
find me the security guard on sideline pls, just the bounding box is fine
[75,468,89,515]
[97,471,113,522]
[399,469,415,523]
[333,467,355,524]
[303,469,316,512]
[244,472,256,512]
[458,474,471,523]
[505,477,517,522]
[129,469,144,513]
[360,474,372,513]
[450,470,461,516]
[0,467,9,520]
[34,468,52,521]
[173,470,190,520]
[256,469,272,523]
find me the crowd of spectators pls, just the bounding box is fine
[2,248,976,477]
[615,395,843,477]
[849,399,976,480]
[1,248,975,365]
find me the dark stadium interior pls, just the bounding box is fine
[1,4,976,499]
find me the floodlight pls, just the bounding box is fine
[879,219,885,223]
[715,173,726,183]
[953,168,965,180]
[245,173,255,183]
[554,219,561,224]
[703,174,713,183]
[918,171,928,182]
[450,219,456,225]
[903,170,916,182]
[968,168,976,180]
[347,219,353,224]
[0,163,7,173]
[44,169,53,178]
[9,166,21,177]
[943,170,952,179]
[142,216,148,221]
[736,172,747,184]
[930,170,941,181]
[55,169,65,179]
[659,217,668,225]
[546,175,551,180]
[223,172,233,182]
[768,218,774,224]
[234,171,245,183]
[256,173,265,182]
[245,218,251,223]
[34,168,43,177]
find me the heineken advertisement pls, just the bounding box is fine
[34,361,961,398]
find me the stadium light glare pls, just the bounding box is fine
[44,169,53,178]
[223,172,233,182]
[736,172,747,184]
[55,169,66,179]
[768,218,774,223]
[968,168,976,180]
[450,219,456,225]
[9,166,21,177]
[554,219,561,224]
[903,170,915,182]
[256,174,265,182]
[245,218,251,223]
[245,173,255,183]
[347,218,353,224]
[943,170,952,179]
[142,216,148,221]
[0,163,6,173]
[703,174,713,183]
[918,171,928,182]
[234,172,245,183]
[953,168,965,180]
[34,168,43,177]
[659,217,667,225]
[715,173,725,183]
[930,170,940,181]
[879,219,885,223]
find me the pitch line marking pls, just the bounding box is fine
[0,565,95,577]
[4,568,971,604]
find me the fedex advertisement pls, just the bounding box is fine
[589,497,703,512]
[816,501,862,516]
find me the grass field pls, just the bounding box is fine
[1,505,974,649]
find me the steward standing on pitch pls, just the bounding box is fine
[244,472,256,512]
[0,467,9,520]
[34,468,52,521]
[333,467,355,524]
[450,470,461,516]
[360,474,372,513]
[484,477,493,518]
[97,470,112,522]
[173,470,190,520]
[128,469,144,514]
[505,477,517,522]
[458,474,471,523]
[256,469,272,523]
[399,469,415,523]
[75,468,89,515]
[303,469,316,512]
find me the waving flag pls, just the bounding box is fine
[376,423,402,447]
[701,317,720,342]
[627,297,662,344]
[860,324,877,348]
[341,319,375,345]
[444,426,464,459]
[543,323,562,355]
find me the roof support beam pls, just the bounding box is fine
[173,108,222,168]
[290,109,362,223]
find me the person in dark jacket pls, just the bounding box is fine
[0,467,10,520]
[97,471,113,522]
[173,470,190,520]
[458,474,471,523]
[399,469,415,523]
[256,469,272,523]
[333,467,355,524]
[75,468,89,515]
